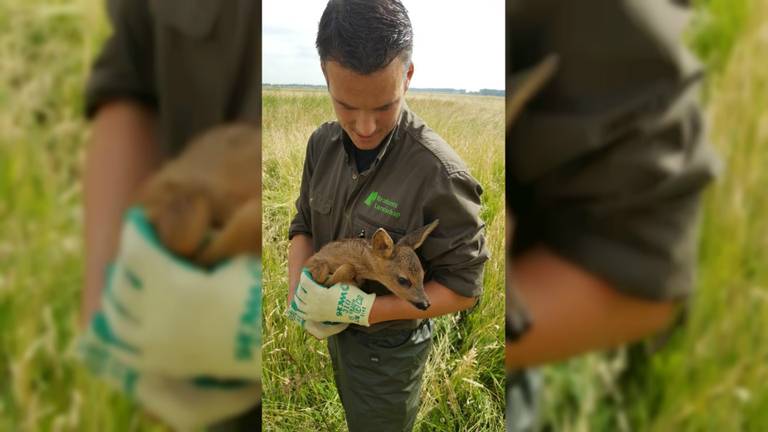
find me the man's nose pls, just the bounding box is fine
[355,113,376,137]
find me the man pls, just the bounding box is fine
[80,0,263,429]
[285,1,489,430]
[505,1,719,430]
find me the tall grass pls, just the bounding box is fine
[261,90,506,431]
[689,0,753,90]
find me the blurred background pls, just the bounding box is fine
[1,0,767,430]
[0,0,167,429]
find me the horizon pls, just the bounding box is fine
[262,82,505,93]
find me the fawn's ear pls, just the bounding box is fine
[397,219,439,250]
[372,228,395,258]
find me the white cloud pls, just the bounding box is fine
[263,0,504,91]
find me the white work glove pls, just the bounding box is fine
[288,268,376,326]
[285,302,349,339]
[304,320,349,339]
[78,322,260,431]
[101,207,262,380]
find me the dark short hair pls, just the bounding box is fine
[316,0,413,75]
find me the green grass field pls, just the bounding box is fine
[261,90,505,431]
[1,0,767,430]
[0,1,165,430]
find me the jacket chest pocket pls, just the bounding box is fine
[309,194,335,242]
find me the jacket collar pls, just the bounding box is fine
[336,103,409,171]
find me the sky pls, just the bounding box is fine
[263,1,505,91]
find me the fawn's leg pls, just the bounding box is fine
[196,197,261,266]
[145,183,212,260]
[327,263,356,285]
[308,262,332,286]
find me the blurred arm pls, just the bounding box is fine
[80,101,161,327]
[505,246,678,371]
[287,234,314,304]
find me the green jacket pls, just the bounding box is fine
[290,105,490,331]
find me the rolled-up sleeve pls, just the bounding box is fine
[422,170,490,298]
[84,0,156,118]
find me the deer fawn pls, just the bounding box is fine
[305,220,440,311]
[136,124,262,266]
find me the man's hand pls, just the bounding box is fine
[78,324,260,430]
[288,269,375,326]
[304,320,349,339]
[285,305,349,339]
[285,236,349,339]
[101,207,262,380]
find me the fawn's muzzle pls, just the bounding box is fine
[411,300,430,311]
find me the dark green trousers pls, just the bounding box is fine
[506,370,541,432]
[328,320,433,432]
[208,403,261,431]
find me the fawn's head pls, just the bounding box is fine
[369,219,439,310]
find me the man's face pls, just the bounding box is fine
[323,58,413,150]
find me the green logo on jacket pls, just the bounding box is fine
[363,191,400,219]
[364,191,379,207]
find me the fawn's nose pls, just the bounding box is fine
[411,300,430,311]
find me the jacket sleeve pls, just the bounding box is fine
[288,134,316,239]
[507,0,719,300]
[421,170,490,298]
[84,0,157,118]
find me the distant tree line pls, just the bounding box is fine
[262,83,504,97]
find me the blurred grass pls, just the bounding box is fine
[689,0,753,90]
[261,90,506,431]
[0,0,165,430]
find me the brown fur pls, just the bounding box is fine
[136,124,262,266]
[305,220,439,310]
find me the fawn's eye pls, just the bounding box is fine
[397,276,412,287]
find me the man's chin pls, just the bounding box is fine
[351,134,381,150]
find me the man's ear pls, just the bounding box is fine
[321,62,329,85]
[404,62,414,93]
